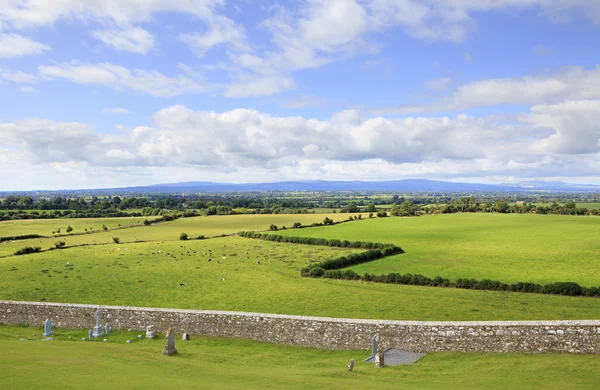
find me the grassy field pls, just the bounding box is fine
[0,214,346,257]
[1,325,599,389]
[278,214,600,286]
[0,217,150,237]
[3,236,600,320]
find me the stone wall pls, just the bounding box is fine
[1,300,599,353]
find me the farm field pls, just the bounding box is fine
[1,325,599,390]
[2,236,600,320]
[277,214,600,286]
[0,217,149,238]
[0,213,346,257]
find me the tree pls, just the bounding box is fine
[179,232,188,240]
[293,222,302,228]
[366,202,377,212]
[376,210,387,217]
[66,225,73,233]
[391,200,419,217]
[102,224,108,232]
[269,224,278,231]
[494,200,509,213]
[323,217,334,225]
[112,237,120,244]
[346,202,358,213]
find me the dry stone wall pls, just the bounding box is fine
[1,300,599,353]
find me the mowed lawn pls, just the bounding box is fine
[3,236,600,320]
[0,214,346,257]
[1,325,599,390]
[0,217,149,238]
[278,214,600,286]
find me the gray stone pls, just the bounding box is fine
[126,340,131,344]
[163,328,177,356]
[182,333,190,341]
[103,339,107,342]
[90,308,104,338]
[364,348,426,366]
[370,333,378,359]
[42,319,54,337]
[347,359,355,372]
[81,338,86,341]
[375,351,384,368]
[145,325,156,339]
[88,329,94,339]
[41,337,54,341]
[105,323,111,334]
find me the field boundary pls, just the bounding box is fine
[1,300,599,353]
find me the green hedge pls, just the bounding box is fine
[14,246,42,255]
[0,234,45,243]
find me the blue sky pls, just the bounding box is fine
[1,0,600,190]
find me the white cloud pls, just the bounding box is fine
[179,16,246,56]
[102,107,132,115]
[425,77,452,90]
[0,68,38,83]
[38,62,205,97]
[20,86,37,93]
[0,33,49,58]
[2,102,600,189]
[377,66,600,114]
[92,27,155,54]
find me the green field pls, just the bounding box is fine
[3,235,600,320]
[1,325,598,389]
[278,214,600,286]
[0,214,346,257]
[0,217,149,238]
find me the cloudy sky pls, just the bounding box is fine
[1,0,600,190]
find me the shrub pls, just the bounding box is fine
[341,270,360,280]
[180,232,188,240]
[112,237,120,244]
[102,224,108,232]
[14,246,41,256]
[376,210,388,217]
[143,219,151,226]
[543,282,583,296]
[66,225,73,233]
[196,235,205,240]
[309,267,325,277]
[269,224,278,231]
[369,212,374,218]
[323,217,334,225]
[55,241,66,249]
[293,222,302,228]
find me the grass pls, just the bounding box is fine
[0,213,346,257]
[278,214,600,286]
[0,217,149,238]
[3,235,600,320]
[0,325,599,389]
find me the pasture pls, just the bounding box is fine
[0,213,346,257]
[1,325,599,389]
[278,214,600,286]
[2,236,600,320]
[0,217,149,238]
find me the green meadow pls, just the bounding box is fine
[0,213,345,257]
[1,325,599,390]
[278,214,600,286]
[0,217,150,237]
[2,235,600,320]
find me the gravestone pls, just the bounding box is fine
[88,329,93,340]
[163,328,177,356]
[371,334,379,359]
[182,333,190,341]
[145,325,156,339]
[375,352,385,368]
[347,359,355,372]
[90,308,104,338]
[105,323,111,334]
[42,319,54,337]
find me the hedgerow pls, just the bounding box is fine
[0,234,45,243]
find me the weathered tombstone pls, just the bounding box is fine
[90,308,104,338]
[375,352,385,368]
[182,333,190,341]
[145,325,156,339]
[105,323,111,334]
[347,359,355,372]
[163,328,177,356]
[371,334,379,359]
[88,329,94,340]
[42,319,54,337]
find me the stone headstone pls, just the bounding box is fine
[90,308,104,338]
[145,325,156,339]
[182,333,190,341]
[163,328,177,356]
[42,319,54,337]
[371,334,379,359]
[347,359,355,372]
[375,352,385,368]
[88,329,94,340]
[105,323,111,334]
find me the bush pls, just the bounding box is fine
[376,210,388,217]
[112,237,120,244]
[269,224,278,231]
[55,241,66,249]
[543,282,583,296]
[66,225,73,233]
[309,267,325,277]
[102,224,108,232]
[14,246,41,256]
[323,217,334,225]
[143,219,151,226]
[180,232,188,240]
[196,235,205,240]
[293,222,302,228]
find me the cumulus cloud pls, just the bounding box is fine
[179,16,246,56]
[377,66,600,114]
[38,62,205,97]
[0,33,49,58]
[92,27,155,54]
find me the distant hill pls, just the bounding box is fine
[97,179,600,193]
